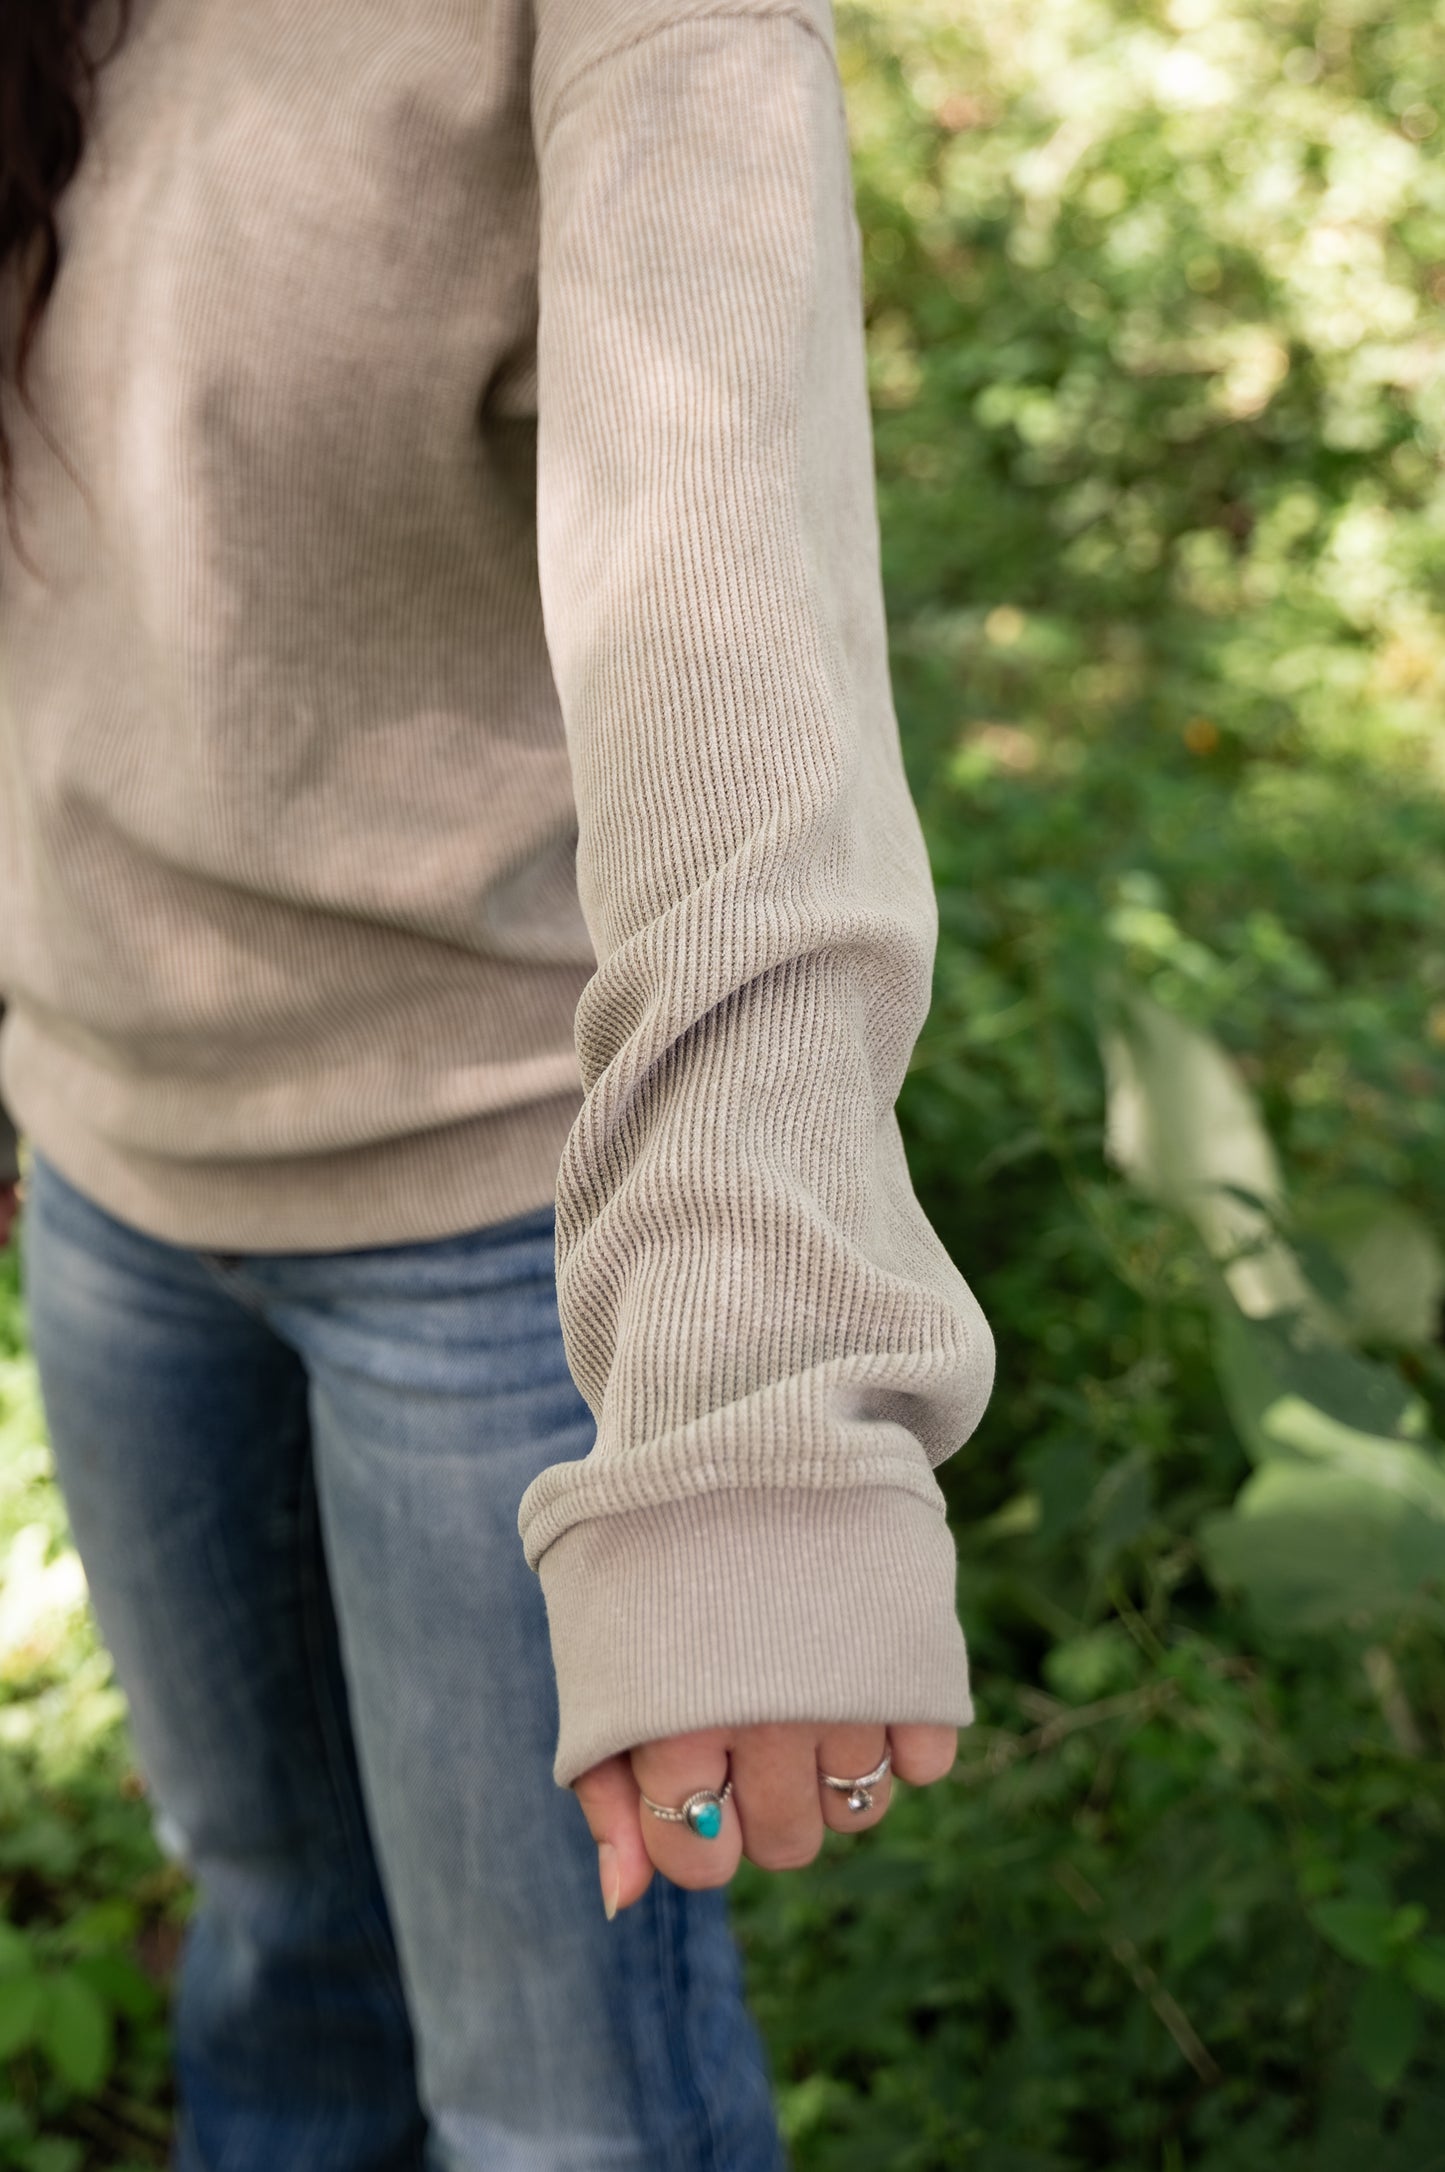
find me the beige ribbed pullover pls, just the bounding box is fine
[0,0,995,1784]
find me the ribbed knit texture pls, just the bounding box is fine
[0,0,995,1784]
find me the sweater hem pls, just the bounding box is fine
[5,1086,585,1254]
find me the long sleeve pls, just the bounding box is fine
[519,0,996,1787]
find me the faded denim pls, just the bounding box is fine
[19,1147,787,2172]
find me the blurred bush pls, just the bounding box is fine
[3,0,1445,2164]
[734,0,1445,2165]
[0,1265,183,2171]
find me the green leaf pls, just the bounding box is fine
[1022,1437,1098,1545]
[1349,1971,1420,2093]
[15,2139,85,2172]
[1312,1900,1399,1971]
[1165,1892,1217,1973]
[1199,1309,1445,1632]
[1200,1459,1445,1633]
[54,1898,141,1955]
[1086,1449,1154,1572]
[0,1923,33,1975]
[69,1949,161,2022]
[1211,1304,1433,1468]
[1042,1624,1139,1703]
[36,1971,114,2095]
[1403,1936,1445,2008]
[1100,988,1312,1318]
[1292,1188,1445,1348]
[0,2102,36,2149]
[0,1968,44,2059]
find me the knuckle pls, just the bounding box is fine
[750,1834,824,1873]
[890,1726,958,1787]
[898,1752,952,1788]
[667,1855,737,1891]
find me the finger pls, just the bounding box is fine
[815,1722,892,1833]
[730,1723,826,1871]
[888,1722,959,1788]
[570,1752,655,1918]
[630,1727,740,1892]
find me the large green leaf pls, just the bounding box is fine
[35,1971,113,2096]
[1210,1303,1433,1466]
[1199,1459,1445,1633]
[1312,1901,1412,1971]
[0,1966,44,2060]
[15,2138,86,2172]
[1199,1266,1445,1628]
[1100,986,1317,1320]
[1351,1973,1421,2094]
[1291,1189,1445,1350]
[1404,1939,1445,2010]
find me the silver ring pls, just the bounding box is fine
[637,1778,733,1838]
[818,1745,892,1814]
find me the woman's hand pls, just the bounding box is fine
[571,1720,957,1918]
[0,1179,19,1252]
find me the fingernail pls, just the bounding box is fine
[598,1842,620,1922]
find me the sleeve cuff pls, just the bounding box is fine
[534,1483,974,1787]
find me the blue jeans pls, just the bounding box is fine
[18,1148,787,2172]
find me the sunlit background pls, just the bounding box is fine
[3,0,1443,2163]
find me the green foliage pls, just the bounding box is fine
[4,0,1445,2162]
[729,0,1445,2162]
[0,1256,183,2169]
[1102,987,1445,1638]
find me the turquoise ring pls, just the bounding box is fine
[638,1777,733,1840]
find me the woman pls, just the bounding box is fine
[0,0,996,2165]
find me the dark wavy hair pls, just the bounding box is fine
[0,0,132,577]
